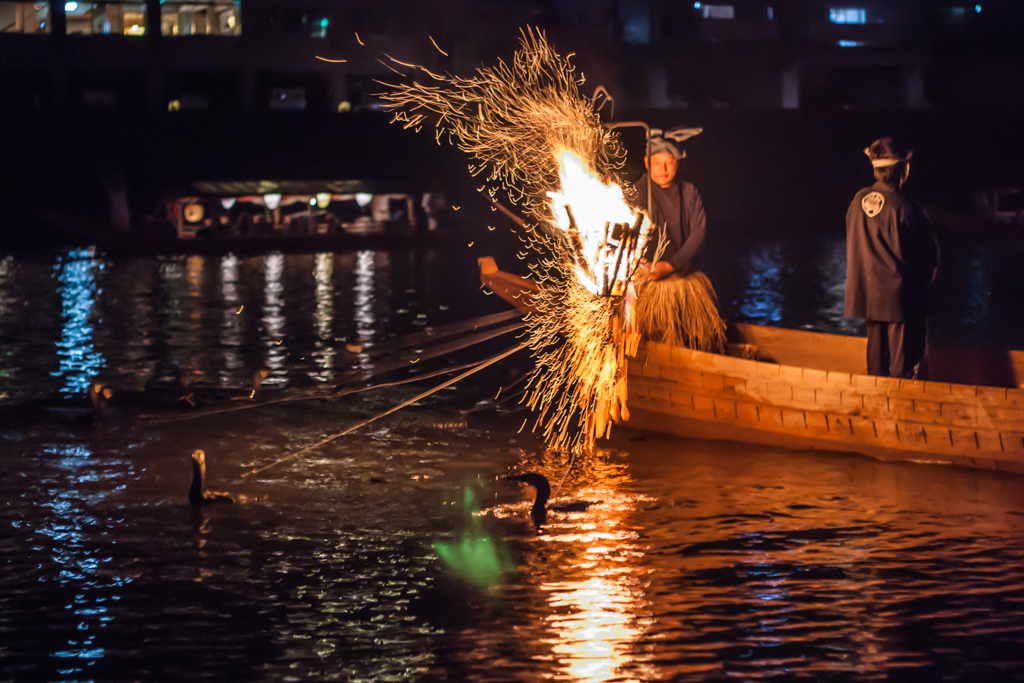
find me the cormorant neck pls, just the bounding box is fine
[531,488,550,512]
[189,457,205,505]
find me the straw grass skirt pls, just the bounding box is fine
[633,269,726,352]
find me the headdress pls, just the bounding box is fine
[648,127,703,160]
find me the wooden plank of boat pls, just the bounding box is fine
[478,257,1024,473]
[628,340,1024,473]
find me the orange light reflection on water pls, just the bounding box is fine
[500,452,658,683]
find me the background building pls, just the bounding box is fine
[1,0,1022,242]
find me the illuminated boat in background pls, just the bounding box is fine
[168,180,426,240]
[36,179,450,256]
[480,256,1024,474]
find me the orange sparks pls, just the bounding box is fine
[429,35,448,56]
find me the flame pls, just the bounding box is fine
[548,150,637,294]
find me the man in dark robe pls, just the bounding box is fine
[845,137,939,378]
[634,132,707,280]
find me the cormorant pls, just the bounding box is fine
[189,449,235,505]
[250,368,269,398]
[506,472,595,529]
[88,382,112,420]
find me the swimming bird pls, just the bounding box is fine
[250,368,270,398]
[87,382,113,420]
[506,472,596,530]
[172,365,196,407]
[189,449,235,505]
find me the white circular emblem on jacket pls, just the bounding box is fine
[861,192,884,218]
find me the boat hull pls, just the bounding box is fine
[479,257,1024,473]
[628,340,1024,473]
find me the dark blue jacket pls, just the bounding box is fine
[635,175,707,274]
[845,181,938,322]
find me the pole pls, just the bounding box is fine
[601,120,651,219]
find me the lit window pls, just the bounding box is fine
[829,8,866,24]
[701,4,734,19]
[59,2,146,35]
[161,1,240,36]
[0,1,51,33]
[837,40,863,47]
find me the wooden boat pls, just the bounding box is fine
[479,257,1024,473]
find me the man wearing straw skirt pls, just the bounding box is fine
[631,130,726,353]
[635,131,706,280]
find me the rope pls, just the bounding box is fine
[141,358,490,424]
[242,341,529,478]
[551,450,577,499]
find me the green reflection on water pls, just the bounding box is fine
[433,487,512,588]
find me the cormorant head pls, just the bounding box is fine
[506,472,551,530]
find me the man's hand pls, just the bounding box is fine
[649,260,675,281]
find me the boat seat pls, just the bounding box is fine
[725,343,759,360]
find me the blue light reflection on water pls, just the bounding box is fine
[737,243,785,325]
[30,442,138,677]
[960,256,991,328]
[51,249,105,395]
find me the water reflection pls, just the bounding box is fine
[0,256,17,399]
[960,255,991,328]
[485,453,657,682]
[30,443,135,678]
[736,243,784,325]
[0,255,15,322]
[311,253,336,383]
[815,238,861,334]
[165,256,206,388]
[219,254,244,387]
[262,253,287,385]
[52,248,105,395]
[353,250,376,372]
[539,497,656,683]
[353,250,376,346]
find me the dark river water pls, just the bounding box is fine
[2,236,1024,682]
